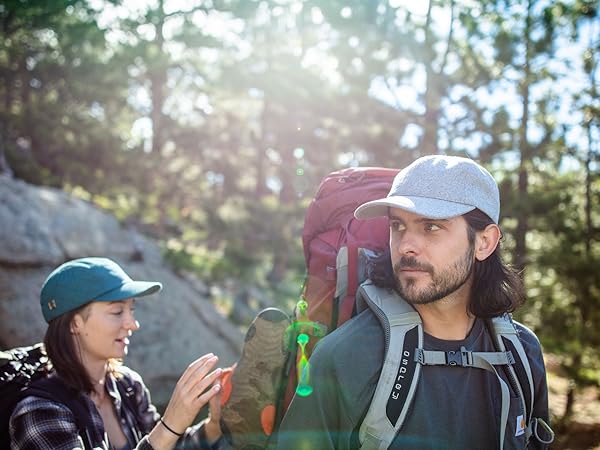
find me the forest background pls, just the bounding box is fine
[0,0,598,447]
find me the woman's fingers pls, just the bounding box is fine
[175,355,219,396]
[203,382,224,442]
[183,356,223,398]
[175,355,225,406]
[178,353,218,385]
[207,379,222,420]
[162,354,224,433]
[195,384,221,412]
[189,367,222,403]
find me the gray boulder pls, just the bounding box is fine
[0,175,242,407]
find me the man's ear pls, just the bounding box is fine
[474,224,501,261]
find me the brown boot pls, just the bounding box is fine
[220,308,291,449]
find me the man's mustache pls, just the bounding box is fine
[393,256,434,274]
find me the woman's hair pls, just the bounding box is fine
[44,303,121,393]
[367,209,525,318]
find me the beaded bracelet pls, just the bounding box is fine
[160,417,183,437]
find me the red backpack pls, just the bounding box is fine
[282,166,399,409]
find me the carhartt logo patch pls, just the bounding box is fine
[515,415,525,436]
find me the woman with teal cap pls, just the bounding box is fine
[9,257,225,450]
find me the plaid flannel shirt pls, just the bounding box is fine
[9,366,222,450]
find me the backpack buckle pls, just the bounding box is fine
[445,347,472,367]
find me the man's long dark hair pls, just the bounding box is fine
[368,209,525,318]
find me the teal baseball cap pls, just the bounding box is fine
[41,257,162,322]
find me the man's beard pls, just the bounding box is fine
[393,244,475,305]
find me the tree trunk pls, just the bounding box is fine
[150,0,167,156]
[267,250,288,286]
[514,0,533,272]
[254,99,271,198]
[560,86,598,428]
[0,137,13,177]
[562,373,577,426]
[421,0,440,156]
[421,0,454,156]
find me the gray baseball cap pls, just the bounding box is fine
[354,155,500,224]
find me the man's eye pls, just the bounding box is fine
[390,221,405,231]
[425,223,441,231]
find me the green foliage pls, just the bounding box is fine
[1,0,599,415]
[163,242,230,281]
[0,0,132,190]
[518,169,600,389]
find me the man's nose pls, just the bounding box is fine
[394,230,421,255]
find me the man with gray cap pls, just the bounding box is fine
[276,155,551,450]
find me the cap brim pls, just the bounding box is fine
[354,196,475,220]
[93,280,163,302]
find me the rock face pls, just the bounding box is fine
[0,175,242,407]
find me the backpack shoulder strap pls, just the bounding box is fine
[356,281,423,450]
[24,376,96,449]
[487,315,553,446]
[0,344,51,448]
[488,315,533,431]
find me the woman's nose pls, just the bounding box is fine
[124,312,140,332]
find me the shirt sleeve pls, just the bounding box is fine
[9,396,88,450]
[176,419,225,450]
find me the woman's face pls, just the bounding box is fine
[70,298,140,364]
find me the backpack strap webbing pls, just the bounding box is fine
[488,315,542,444]
[356,282,423,450]
[415,346,514,450]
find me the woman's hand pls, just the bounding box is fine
[161,353,222,434]
[203,378,223,442]
[203,364,234,442]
